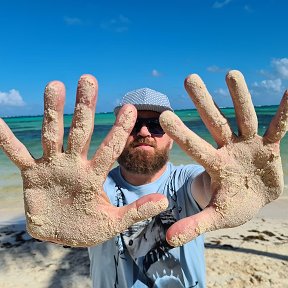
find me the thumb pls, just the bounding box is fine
[116,193,169,230]
[166,206,223,247]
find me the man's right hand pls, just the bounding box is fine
[0,75,168,247]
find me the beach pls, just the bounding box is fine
[205,195,288,288]
[0,107,287,287]
[0,195,287,288]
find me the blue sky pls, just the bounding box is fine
[0,0,287,116]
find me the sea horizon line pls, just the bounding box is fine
[1,104,279,120]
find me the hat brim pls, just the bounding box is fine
[114,104,173,115]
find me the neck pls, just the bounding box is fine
[120,164,168,186]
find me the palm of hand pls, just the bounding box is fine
[160,70,287,246]
[0,75,168,247]
[212,136,282,227]
[22,154,114,247]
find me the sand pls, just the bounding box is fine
[205,195,288,288]
[0,195,287,288]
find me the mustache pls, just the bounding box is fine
[130,137,156,148]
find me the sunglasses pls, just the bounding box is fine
[131,118,165,136]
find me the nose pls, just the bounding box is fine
[136,125,151,137]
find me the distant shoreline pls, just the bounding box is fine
[1,105,280,119]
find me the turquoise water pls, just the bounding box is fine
[0,106,287,209]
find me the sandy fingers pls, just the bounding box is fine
[226,70,258,139]
[264,90,288,143]
[160,111,220,171]
[0,119,35,169]
[185,74,234,146]
[42,81,65,157]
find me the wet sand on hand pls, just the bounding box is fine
[0,195,287,288]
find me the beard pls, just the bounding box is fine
[117,137,170,175]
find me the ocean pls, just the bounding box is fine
[0,106,287,212]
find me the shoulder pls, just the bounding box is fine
[163,162,205,196]
[168,162,205,182]
[103,167,118,186]
[102,166,122,202]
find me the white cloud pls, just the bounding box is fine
[207,65,221,72]
[0,89,25,106]
[151,69,161,77]
[101,14,131,32]
[244,5,253,12]
[64,17,83,26]
[214,88,230,97]
[272,58,288,79]
[118,14,130,24]
[249,58,288,105]
[212,0,232,9]
[252,78,282,93]
[258,69,273,78]
[207,65,229,73]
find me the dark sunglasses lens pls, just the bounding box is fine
[147,122,164,135]
[131,119,164,135]
[131,122,142,134]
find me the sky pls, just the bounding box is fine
[0,0,287,117]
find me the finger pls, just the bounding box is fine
[160,111,221,171]
[67,75,98,156]
[226,70,258,139]
[165,206,224,246]
[264,90,288,143]
[184,74,235,146]
[114,193,169,230]
[42,81,65,158]
[91,104,137,176]
[166,187,264,247]
[0,118,35,169]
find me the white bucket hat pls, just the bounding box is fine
[114,88,173,115]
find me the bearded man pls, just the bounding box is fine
[88,88,207,288]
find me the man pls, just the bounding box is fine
[0,71,286,288]
[89,87,207,287]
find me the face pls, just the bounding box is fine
[117,110,173,175]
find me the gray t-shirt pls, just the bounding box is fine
[88,163,206,288]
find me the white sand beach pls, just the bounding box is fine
[0,196,287,288]
[205,196,288,288]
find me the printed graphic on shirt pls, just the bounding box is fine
[122,209,186,286]
[113,181,199,287]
